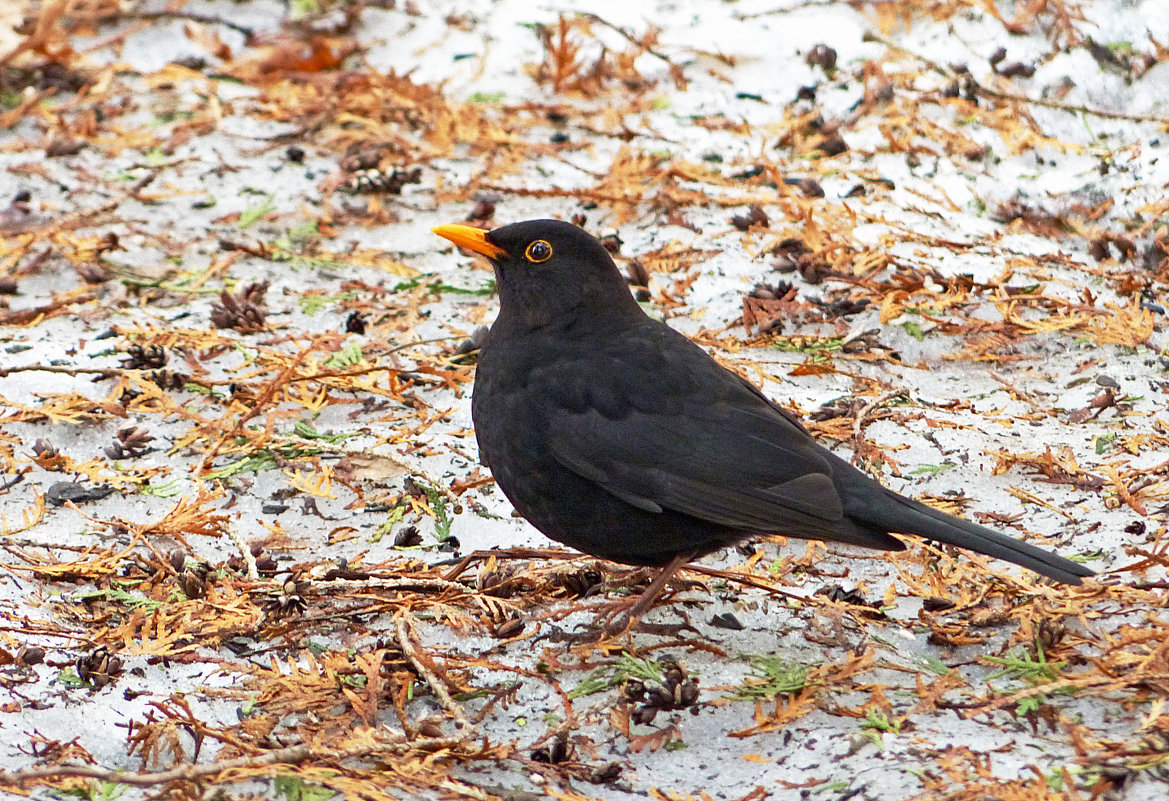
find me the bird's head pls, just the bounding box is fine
[432,219,643,332]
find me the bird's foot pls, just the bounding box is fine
[589,552,697,637]
[562,607,696,644]
[570,595,698,639]
[598,603,637,637]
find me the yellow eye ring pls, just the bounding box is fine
[525,240,553,263]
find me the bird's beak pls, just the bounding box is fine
[432,224,507,260]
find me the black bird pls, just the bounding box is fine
[433,219,1093,627]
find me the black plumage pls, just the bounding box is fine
[433,219,1092,624]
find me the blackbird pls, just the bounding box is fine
[433,219,1093,625]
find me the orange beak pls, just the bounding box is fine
[432,224,507,260]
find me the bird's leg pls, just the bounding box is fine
[602,551,694,635]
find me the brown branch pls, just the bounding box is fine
[226,524,259,581]
[318,577,470,594]
[396,614,476,734]
[0,365,121,379]
[579,12,677,69]
[733,0,841,20]
[119,11,255,39]
[863,30,1169,124]
[441,547,584,581]
[0,745,311,787]
[0,624,94,642]
[0,291,97,327]
[683,563,811,605]
[198,339,319,471]
[852,389,909,444]
[0,732,469,789]
[962,672,1169,716]
[976,81,1169,124]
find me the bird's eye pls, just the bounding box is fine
[525,240,552,263]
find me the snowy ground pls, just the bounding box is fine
[1,1,1168,799]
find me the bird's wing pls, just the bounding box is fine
[539,324,854,534]
[549,403,846,530]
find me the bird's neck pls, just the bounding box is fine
[493,284,645,338]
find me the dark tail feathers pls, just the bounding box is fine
[828,452,1094,584]
[876,491,1093,584]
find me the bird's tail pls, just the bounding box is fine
[875,490,1093,584]
[829,453,1094,584]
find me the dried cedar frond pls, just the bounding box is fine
[529,14,657,96]
[804,44,837,72]
[394,525,423,548]
[626,258,650,288]
[555,568,604,598]
[262,578,310,617]
[815,296,869,318]
[771,238,812,272]
[628,659,700,725]
[345,311,367,334]
[466,198,496,224]
[77,646,124,689]
[531,734,573,764]
[748,281,795,301]
[493,617,525,639]
[121,344,167,370]
[730,204,769,231]
[104,426,156,460]
[343,166,421,195]
[32,439,58,459]
[148,370,188,391]
[17,646,46,666]
[211,281,269,333]
[340,142,388,172]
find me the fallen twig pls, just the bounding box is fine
[396,613,477,735]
